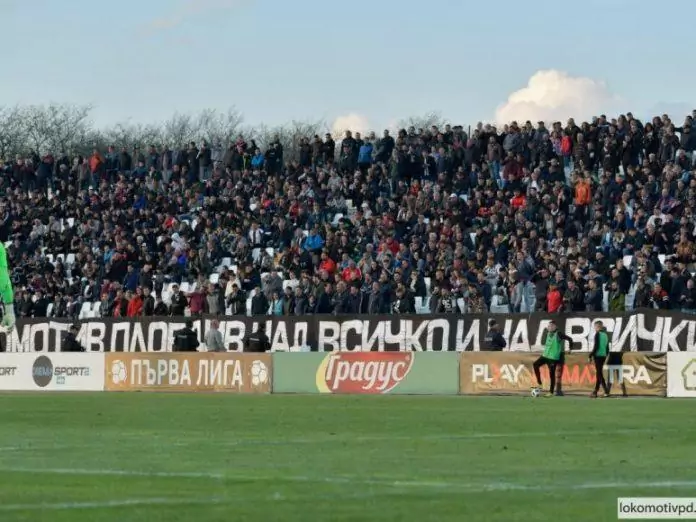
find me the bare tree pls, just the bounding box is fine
[397,111,447,132]
[250,119,326,161]
[22,104,92,155]
[45,104,92,154]
[102,122,163,151]
[1,104,455,165]
[195,108,244,146]
[162,113,200,149]
[0,106,26,159]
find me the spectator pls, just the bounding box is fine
[153,296,169,316]
[142,287,155,316]
[205,319,225,352]
[188,286,206,316]
[169,285,187,316]
[547,284,562,313]
[250,287,268,316]
[1,107,695,322]
[292,286,308,315]
[112,290,129,317]
[206,284,224,316]
[126,288,144,317]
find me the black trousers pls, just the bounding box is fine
[593,356,609,394]
[533,356,563,394]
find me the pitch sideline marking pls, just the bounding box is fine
[0,497,228,512]
[3,467,696,494]
[0,467,225,479]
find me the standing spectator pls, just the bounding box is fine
[169,285,188,316]
[142,287,155,316]
[250,287,268,316]
[188,286,206,316]
[153,296,169,316]
[206,284,224,315]
[292,287,308,315]
[205,319,225,352]
[127,288,143,317]
[33,291,49,318]
[584,279,603,311]
[198,140,212,181]
[547,284,562,313]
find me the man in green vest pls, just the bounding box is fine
[589,321,610,398]
[532,320,573,397]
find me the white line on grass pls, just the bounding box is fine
[0,497,227,512]
[0,428,669,455]
[349,479,696,493]
[0,444,83,453]
[3,467,696,494]
[1,467,224,479]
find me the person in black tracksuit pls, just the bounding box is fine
[62,324,86,352]
[244,324,271,353]
[484,320,507,351]
[173,320,200,352]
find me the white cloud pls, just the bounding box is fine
[145,0,249,32]
[494,70,621,125]
[331,113,370,136]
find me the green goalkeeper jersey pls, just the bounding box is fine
[0,242,14,305]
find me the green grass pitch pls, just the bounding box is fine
[0,394,693,522]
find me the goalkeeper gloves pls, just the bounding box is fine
[2,304,15,329]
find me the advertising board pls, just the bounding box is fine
[0,353,105,391]
[459,352,666,396]
[103,353,271,393]
[667,352,696,397]
[273,352,459,394]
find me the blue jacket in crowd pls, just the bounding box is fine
[358,143,373,164]
[251,153,265,170]
[303,232,325,251]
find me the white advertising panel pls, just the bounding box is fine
[0,353,105,391]
[667,352,696,398]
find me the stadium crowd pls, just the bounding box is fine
[3,110,696,320]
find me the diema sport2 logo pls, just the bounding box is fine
[315,352,414,394]
[32,356,91,388]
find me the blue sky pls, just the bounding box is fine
[1,0,694,132]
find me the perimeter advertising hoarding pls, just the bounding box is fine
[0,353,105,391]
[273,352,459,394]
[459,352,666,396]
[666,352,696,397]
[104,353,272,393]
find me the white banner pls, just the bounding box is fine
[667,352,696,398]
[0,353,105,391]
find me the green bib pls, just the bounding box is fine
[596,330,609,357]
[543,332,562,361]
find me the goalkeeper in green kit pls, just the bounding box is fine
[0,221,15,330]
